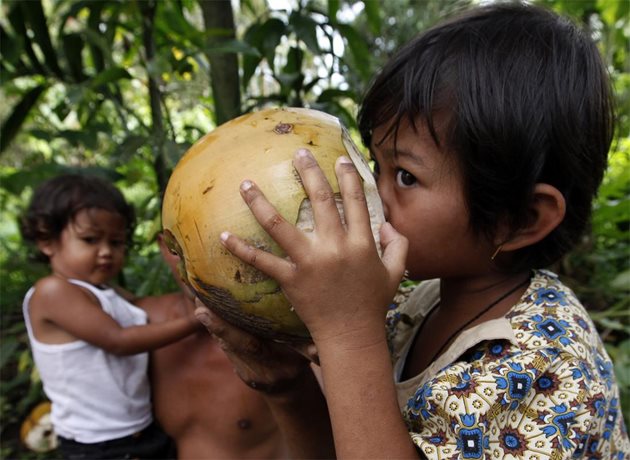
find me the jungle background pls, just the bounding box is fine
[0,0,628,458]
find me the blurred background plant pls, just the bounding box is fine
[1,0,628,457]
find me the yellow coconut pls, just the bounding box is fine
[20,401,58,453]
[162,107,384,341]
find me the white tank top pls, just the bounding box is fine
[23,279,153,443]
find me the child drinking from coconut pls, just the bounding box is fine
[136,233,288,459]
[194,3,630,459]
[20,173,200,460]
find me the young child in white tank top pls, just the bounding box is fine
[20,174,201,459]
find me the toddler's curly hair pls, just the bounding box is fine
[20,173,136,262]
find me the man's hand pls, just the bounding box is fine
[195,301,316,394]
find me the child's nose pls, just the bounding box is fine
[98,243,113,256]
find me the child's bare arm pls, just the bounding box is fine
[30,276,200,355]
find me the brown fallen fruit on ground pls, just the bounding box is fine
[20,401,58,453]
[162,107,384,342]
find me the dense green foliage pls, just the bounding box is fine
[0,0,628,458]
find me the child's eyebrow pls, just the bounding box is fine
[376,146,427,167]
[372,147,427,168]
[394,149,426,166]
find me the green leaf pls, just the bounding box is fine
[303,76,322,93]
[362,0,381,35]
[0,25,24,74]
[610,269,630,291]
[336,23,371,79]
[19,0,64,79]
[275,72,303,94]
[205,39,261,56]
[8,3,46,75]
[57,129,99,149]
[595,317,630,334]
[162,140,190,171]
[244,94,289,112]
[597,0,630,26]
[283,46,303,75]
[146,55,172,80]
[242,25,260,87]
[0,340,19,370]
[317,88,358,102]
[62,32,86,83]
[241,21,268,88]
[0,84,47,153]
[327,0,340,24]
[289,11,321,53]
[116,135,148,163]
[86,2,107,72]
[1,163,70,195]
[259,18,288,70]
[156,1,205,49]
[311,99,357,130]
[88,67,132,89]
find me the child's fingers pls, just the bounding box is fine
[220,230,295,282]
[238,178,307,258]
[335,155,372,237]
[379,222,409,288]
[293,149,344,235]
[194,302,221,335]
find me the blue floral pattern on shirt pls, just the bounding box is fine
[387,270,630,459]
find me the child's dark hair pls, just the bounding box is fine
[358,3,614,271]
[20,174,136,262]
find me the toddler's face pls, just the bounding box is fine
[42,208,127,285]
[371,118,494,281]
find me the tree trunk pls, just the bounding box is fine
[199,0,242,125]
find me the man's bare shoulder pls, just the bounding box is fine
[136,292,184,323]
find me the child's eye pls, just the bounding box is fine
[395,169,417,187]
[82,237,98,244]
[111,240,126,248]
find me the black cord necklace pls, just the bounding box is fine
[419,275,531,368]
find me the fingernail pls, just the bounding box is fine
[338,155,352,164]
[241,180,253,191]
[296,148,311,158]
[196,312,211,327]
[220,231,230,242]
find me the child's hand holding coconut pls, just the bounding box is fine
[216,148,407,352]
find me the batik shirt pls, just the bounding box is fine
[387,269,630,459]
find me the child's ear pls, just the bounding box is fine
[36,240,55,257]
[499,183,566,252]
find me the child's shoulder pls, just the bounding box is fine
[31,276,102,307]
[33,275,83,298]
[507,269,602,356]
